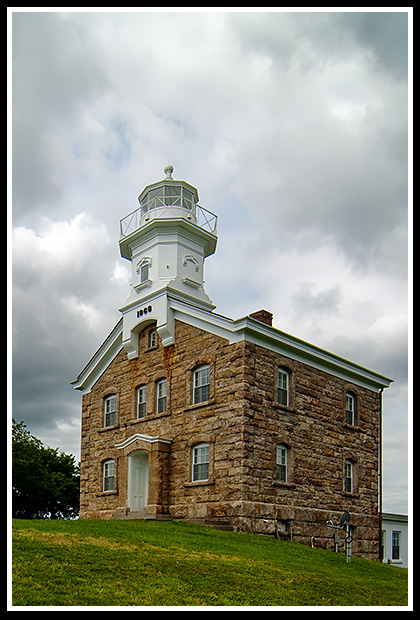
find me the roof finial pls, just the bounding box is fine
[164,164,174,180]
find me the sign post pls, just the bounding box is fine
[326,511,353,563]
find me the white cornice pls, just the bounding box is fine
[71,297,393,394]
[168,298,393,392]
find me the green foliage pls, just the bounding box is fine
[12,519,409,607]
[12,419,80,519]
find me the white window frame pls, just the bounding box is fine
[192,443,210,482]
[135,257,152,289]
[193,364,210,404]
[103,459,115,492]
[276,444,288,483]
[156,378,167,414]
[277,368,289,406]
[346,392,355,425]
[344,460,353,493]
[137,385,146,419]
[104,394,116,427]
[149,328,157,348]
[392,530,401,560]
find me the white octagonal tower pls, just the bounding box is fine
[119,165,218,358]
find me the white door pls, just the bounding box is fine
[128,451,149,511]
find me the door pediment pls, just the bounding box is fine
[115,433,172,455]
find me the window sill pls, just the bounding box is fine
[342,491,360,499]
[343,423,361,432]
[96,490,118,497]
[184,478,215,487]
[184,398,216,412]
[99,424,120,433]
[130,411,171,424]
[145,344,159,353]
[273,481,296,489]
[271,402,297,414]
[134,279,152,293]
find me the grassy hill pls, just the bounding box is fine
[12,518,408,608]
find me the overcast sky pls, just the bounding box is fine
[10,9,411,515]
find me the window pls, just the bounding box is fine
[346,392,356,425]
[157,379,167,413]
[103,460,115,492]
[193,364,210,404]
[136,257,152,284]
[137,385,146,419]
[192,443,210,482]
[276,444,288,482]
[344,460,354,493]
[104,394,116,427]
[277,368,289,406]
[140,263,149,282]
[392,531,401,560]
[149,328,157,348]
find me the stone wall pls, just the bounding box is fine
[80,320,247,521]
[238,340,381,559]
[80,319,381,560]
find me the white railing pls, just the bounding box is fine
[120,202,217,238]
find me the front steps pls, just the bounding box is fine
[110,510,236,530]
[111,508,171,521]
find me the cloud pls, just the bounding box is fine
[12,12,110,222]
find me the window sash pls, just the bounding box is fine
[157,379,167,413]
[103,460,115,491]
[392,531,401,560]
[137,385,146,418]
[192,444,209,481]
[277,369,289,406]
[276,445,288,483]
[346,393,355,425]
[194,365,210,404]
[344,461,353,493]
[104,395,116,427]
[140,263,149,283]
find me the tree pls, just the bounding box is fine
[12,419,80,519]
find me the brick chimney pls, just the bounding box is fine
[249,309,273,327]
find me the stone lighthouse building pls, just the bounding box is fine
[72,166,392,560]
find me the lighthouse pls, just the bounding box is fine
[118,165,218,357]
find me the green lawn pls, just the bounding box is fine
[12,518,408,607]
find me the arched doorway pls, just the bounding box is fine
[128,450,149,512]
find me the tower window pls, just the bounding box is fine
[140,263,149,282]
[136,257,152,285]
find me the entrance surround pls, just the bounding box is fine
[115,433,172,518]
